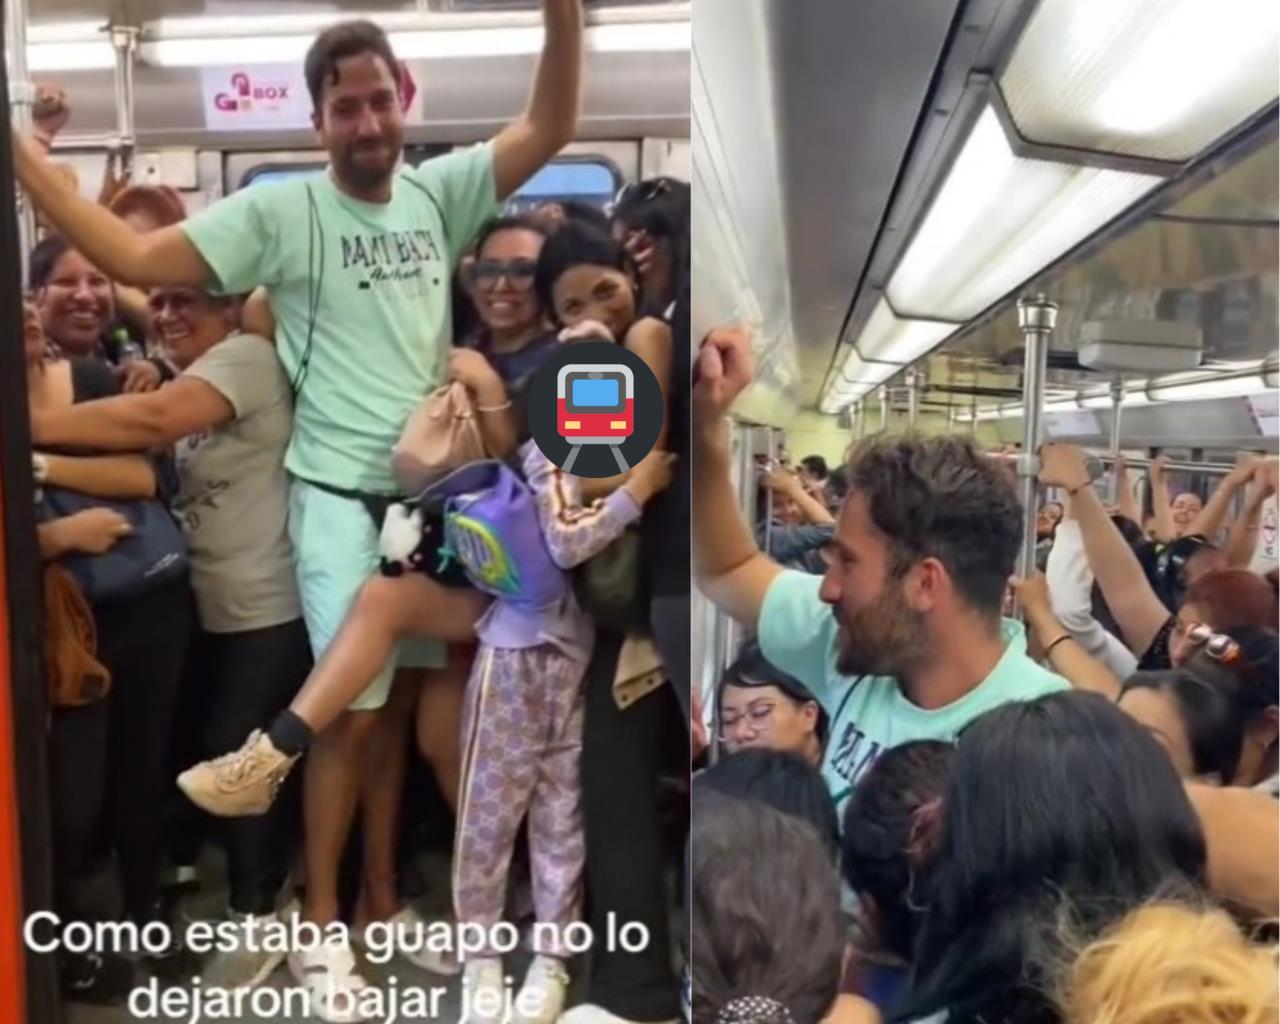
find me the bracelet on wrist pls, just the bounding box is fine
[1043,633,1073,658]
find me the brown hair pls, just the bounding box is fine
[304,20,402,109]
[108,184,186,229]
[844,435,1023,615]
[1184,570,1279,632]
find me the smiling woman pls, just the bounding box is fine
[29,236,115,359]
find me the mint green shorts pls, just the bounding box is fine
[288,477,445,712]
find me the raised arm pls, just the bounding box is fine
[1013,572,1123,699]
[1224,462,1277,569]
[37,452,156,500]
[1114,453,1141,525]
[1186,457,1257,541]
[491,0,584,200]
[1147,454,1176,543]
[763,466,834,526]
[692,327,782,629]
[12,132,209,287]
[1043,518,1138,680]
[31,378,235,453]
[1039,444,1169,657]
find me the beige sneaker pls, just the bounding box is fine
[462,957,507,1024]
[513,955,570,1024]
[176,730,299,817]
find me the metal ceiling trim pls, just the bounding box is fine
[988,81,1185,178]
[827,98,1279,412]
[821,0,1040,401]
[943,102,1279,367]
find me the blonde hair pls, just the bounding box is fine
[1062,903,1278,1024]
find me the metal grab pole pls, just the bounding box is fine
[1108,376,1124,504]
[727,421,756,666]
[907,369,921,429]
[5,0,35,281]
[110,26,139,182]
[879,385,889,433]
[1016,296,1057,581]
[1090,454,1239,477]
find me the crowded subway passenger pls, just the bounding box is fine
[6,2,693,1023]
[3,1,1280,1024]
[688,2,1278,1023]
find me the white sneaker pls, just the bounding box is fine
[354,905,461,976]
[513,955,570,1024]
[287,936,370,1024]
[558,1006,680,1024]
[200,910,287,991]
[462,956,507,1024]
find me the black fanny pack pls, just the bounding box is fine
[300,477,470,588]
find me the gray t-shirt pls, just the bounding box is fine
[173,332,301,632]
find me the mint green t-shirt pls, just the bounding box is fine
[758,569,1069,819]
[183,145,499,493]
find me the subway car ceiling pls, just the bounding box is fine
[692,0,1279,447]
[24,1,692,148]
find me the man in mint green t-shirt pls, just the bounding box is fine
[692,328,1067,823]
[15,7,585,1016]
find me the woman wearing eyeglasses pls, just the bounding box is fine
[717,641,826,767]
[30,283,312,990]
[453,215,558,439]
[1117,625,1279,791]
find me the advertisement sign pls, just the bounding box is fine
[201,62,423,131]
[201,66,313,130]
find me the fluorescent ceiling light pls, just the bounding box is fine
[1001,0,1280,162]
[850,297,957,365]
[886,106,1161,321]
[144,21,688,67]
[1147,372,1269,402]
[27,24,115,71]
[145,36,313,65]
[27,41,116,71]
[825,356,900,410]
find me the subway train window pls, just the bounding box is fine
[504,157,621,212]
[241,163,326,188]
[242,156,620,210]
[3,2,690,1023]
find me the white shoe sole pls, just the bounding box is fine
[222,949,287,992]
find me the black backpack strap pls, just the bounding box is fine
[291,181,325,395]
[398,168,447,228]
[296,476,404,532]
